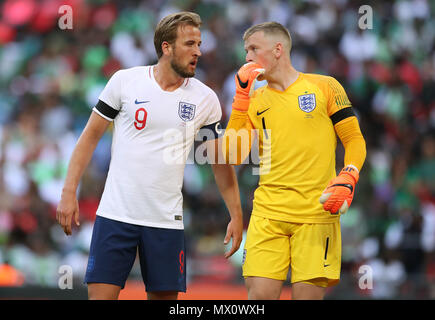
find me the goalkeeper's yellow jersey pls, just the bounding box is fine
[246,72,354,223]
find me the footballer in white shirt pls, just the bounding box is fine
[56,12,243,300]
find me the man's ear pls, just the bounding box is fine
[274,42,283,59]
[161,41,172,57]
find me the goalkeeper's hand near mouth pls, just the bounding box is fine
[232,62,265,112]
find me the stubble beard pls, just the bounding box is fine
[170,51,195,78]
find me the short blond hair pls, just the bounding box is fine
[243,22,292,53]
[154,12,202,59]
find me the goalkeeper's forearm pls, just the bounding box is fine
[334,116,366,172]
[222,110,254,165]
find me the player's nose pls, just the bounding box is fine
[195,45,201,57]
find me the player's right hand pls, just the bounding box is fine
[232,62,265,111]
[56,190,80,236]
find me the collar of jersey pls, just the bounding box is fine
[266,72,303,94]
[149,65,188,93]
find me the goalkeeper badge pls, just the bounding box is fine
[298,93,316,113]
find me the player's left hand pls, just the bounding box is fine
[319,165,359,215]
[223,217,243,259]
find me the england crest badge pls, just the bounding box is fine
[298,93,316,113]
[178,101,196,122]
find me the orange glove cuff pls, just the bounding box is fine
[232,95,250,112]
[340,166,359,185]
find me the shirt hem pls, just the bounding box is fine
[251,209,339,224]
[96,212,184,230]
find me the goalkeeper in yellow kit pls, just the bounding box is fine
[223,22,366,300]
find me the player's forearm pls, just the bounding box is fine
[334,116,366,171]
[62,140,97,194]
[222,110,254,165]
[211,163,243,221]
[343,137,366,171]
[62,113,109,194]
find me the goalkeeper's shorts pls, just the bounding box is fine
[242,214,341,288]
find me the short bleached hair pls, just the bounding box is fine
[243,22,292,53]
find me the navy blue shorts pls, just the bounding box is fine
[84,216,186,292]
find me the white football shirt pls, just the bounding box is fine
[92,66,222,229]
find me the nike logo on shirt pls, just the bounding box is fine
[135,99,150,104]
[257,108,270,116]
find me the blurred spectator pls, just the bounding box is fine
[0,261,25,286]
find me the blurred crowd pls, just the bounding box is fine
[0,0,434,299]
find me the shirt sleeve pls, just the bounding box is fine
[197,91,223,140]
[203,90,222,126]
[222,109,255,165]
[92,70,123,121]
[326,76,355,125]
[334,116,367,171]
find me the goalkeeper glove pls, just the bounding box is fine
[232,62,265,111]
[319,165,359,215]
